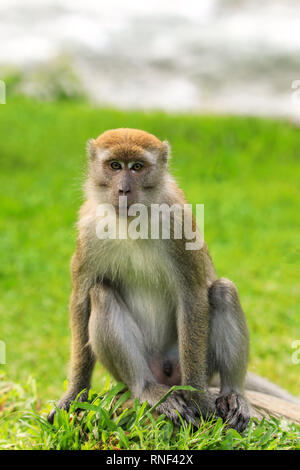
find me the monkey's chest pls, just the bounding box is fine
[98,238,174,287]
[98,238,178,349]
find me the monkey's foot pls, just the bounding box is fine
[47,389,89,424]
[216,393,250,433]
[156,391,199,427]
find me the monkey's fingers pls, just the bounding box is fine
[47,397,72,424]
[47,409,56,424]
[47,390,89,425]
[156,392,199,427]
[216,393,250,433]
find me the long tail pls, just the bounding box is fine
[244,372,300,406]
[210,372,300,406]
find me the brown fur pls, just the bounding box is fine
[88,129,167,163]
[95,128,164,152]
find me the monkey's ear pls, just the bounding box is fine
[161,140,171,166]
[86,138,96,159]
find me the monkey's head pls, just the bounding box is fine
[86,128,170,208]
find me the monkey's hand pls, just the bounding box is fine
[186,390,219,422]
[216,392,250,433]
[155,390,199,427]
[47,389,89,424]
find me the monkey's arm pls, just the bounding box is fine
[66,279,95,393]
[177,286,216,416]
[48,252,95,423]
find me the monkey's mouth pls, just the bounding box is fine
[114,196,136,212]
[114,203,133,214]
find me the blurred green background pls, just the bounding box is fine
[0,95,299,405]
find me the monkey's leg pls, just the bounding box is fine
[208,278,250,432]
[89,283,198,426]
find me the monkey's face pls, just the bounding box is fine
[90,152,165,209]
[87,129,169,209]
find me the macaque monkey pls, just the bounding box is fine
[48,129,297,431]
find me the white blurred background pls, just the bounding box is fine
[1,0,300,118]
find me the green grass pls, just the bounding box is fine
[1,375,300,450]
[0,96,299,449]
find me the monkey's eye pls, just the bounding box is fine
[129,162,144,172]
[110,161,122,170]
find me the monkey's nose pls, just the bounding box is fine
[119,189,131,196]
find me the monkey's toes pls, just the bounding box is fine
[216,393,250,433]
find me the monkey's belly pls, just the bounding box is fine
[124,284,181,385]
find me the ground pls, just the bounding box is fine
[0,96,299,449]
